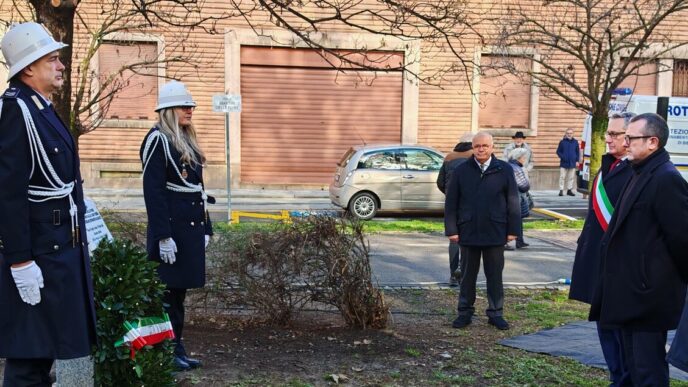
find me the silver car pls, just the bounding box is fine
[329,144,446,220]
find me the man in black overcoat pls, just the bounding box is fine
[0,22,96,385]
[591,113,688,386]
[444,131,520,330]
[570,112,635,386]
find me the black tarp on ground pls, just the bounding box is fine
[499,320,688,381]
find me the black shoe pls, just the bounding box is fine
[567,190,575,196]
[488,316,510,330]
[452,315,472,329]
[173,355,191,371]
[558,190,564,196]
[180,355,201,368]
[449,276,459,287]
[516,242,530,249]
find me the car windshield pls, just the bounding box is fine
[337,148,356,167]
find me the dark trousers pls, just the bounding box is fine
[621,328,669,387]
[3,358,53,387]
[448,241,460,275]
[164,288,188,357]
[457,245,504,318]
[516,218,526,246]
[597,323,629,386]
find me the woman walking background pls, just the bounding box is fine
[508,148,531,249]
[140,80,213,371]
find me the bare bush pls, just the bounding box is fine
[205,217,388,328]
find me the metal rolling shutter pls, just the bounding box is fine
[240,46,403,185]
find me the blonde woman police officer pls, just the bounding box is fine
[140,81,213,371]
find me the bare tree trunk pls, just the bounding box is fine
[29,0,77,144]
[588,113,609,188]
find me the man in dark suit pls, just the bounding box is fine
[591,113,688,386]
[570,112,635,386]
[0,22,96,385]
[444,131,521,330]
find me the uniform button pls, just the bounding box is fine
[53,245,59,250]
[191,202,195,205]
[82,242,85,247]
[201,221,204,226]
[190,221,195,226]
[53,147,59,153]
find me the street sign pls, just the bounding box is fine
[212,94,242,113]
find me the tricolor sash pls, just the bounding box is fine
[592,172,614,231]
[114,313,175,359]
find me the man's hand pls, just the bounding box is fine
[507,235,517,242]
[159,238,177,264]
[204,235,210,249]
[448,235,460,243]
[10,261,44,305]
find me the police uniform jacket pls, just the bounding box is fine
[140,127,212,289]
[569,154,632,304]
[444,155,521,246]
[0,81,96,358]
[590,149,688,330]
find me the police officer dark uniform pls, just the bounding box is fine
[140,81,212,371]
[0,22,96,385]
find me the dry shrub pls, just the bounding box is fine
[213,217,388,328]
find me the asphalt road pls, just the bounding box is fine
[367,231,575,287]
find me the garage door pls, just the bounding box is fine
[240,46,404,185]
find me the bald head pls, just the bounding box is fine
[472,131,494,163]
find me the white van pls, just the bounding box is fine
[579,93,688,192]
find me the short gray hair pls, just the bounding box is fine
[508,147,529,161]
[610,111,636,129]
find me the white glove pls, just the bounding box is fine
[204,235,210,249]
[159,238,177,264]
[11,261,44,306]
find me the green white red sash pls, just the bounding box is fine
[592,172,614,231]
[114,313,175,358]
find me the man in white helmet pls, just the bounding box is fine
[0,22,96,385]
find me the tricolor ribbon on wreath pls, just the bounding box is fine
[114,313,175,359]
[592,172,614,231]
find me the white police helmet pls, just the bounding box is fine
[155,81,196,111]
[1,22,68,81]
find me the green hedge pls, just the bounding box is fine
[91,239,175,386]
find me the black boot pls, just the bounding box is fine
[558,190,564,196]
[567,190,575,196]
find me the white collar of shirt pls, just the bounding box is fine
[475,157,491,169]
[31,88,52,107]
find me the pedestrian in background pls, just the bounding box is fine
[507,147,531,249]
[556,128,580,196]
[569,112,635,386]
[0,22,96,385]
[503,131,533,173]
[437,132,473,286]
[444,131,521,331]
[140,81,213,371]
[590,113,688,386]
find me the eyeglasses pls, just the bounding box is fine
[624,135,654,144]
[177,106,195,112]
[605,131,625,139]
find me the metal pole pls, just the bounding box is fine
[657,96,670,121]
[225,112,232,222]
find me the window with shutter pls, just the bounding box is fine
[98,42,158,120]
[673,60,688,97]
[478,55,531,129]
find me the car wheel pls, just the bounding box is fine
[349,192,378,220]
